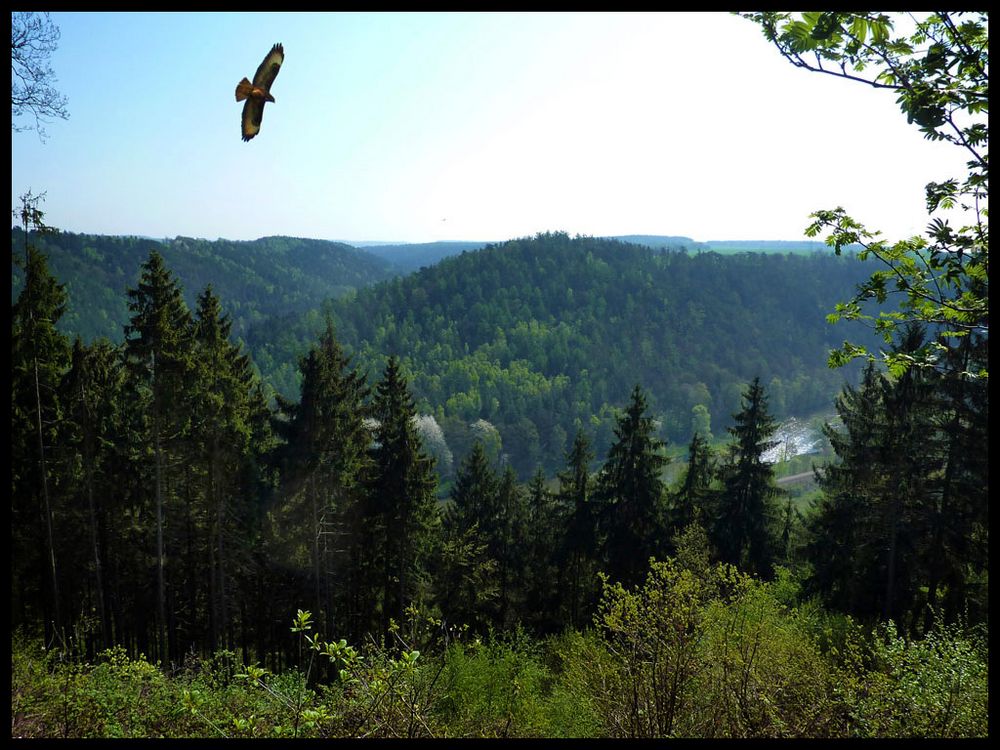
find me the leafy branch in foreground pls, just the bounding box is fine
[227,608,444,738]
[740,12,988,380]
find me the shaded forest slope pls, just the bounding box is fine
[9,230,397,343]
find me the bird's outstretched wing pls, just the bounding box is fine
[241,97,265,141]
[253,43,284,91]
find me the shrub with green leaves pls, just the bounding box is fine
[11,635,196,738]
[590,558,711,737]
[851,618,988,738]
[692,569,846,737]
[561,559,850,738]
[434,627,552,737]
[11,593,988,739]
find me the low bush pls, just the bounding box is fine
[9,567,989,739]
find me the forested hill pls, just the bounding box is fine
[350,236,838,271]
[353,236,701,272]
[9,230,396,343]
[356,234,756,273]
[246,232,878,476]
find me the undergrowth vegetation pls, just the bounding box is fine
[11,558,987,739]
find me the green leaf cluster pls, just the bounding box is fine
[742,12,988,379]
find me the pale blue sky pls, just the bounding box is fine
[11,11,967,244]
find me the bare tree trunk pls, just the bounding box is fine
[85,467,110,649]
[34,353,61,644]
[22,223,61,646]
[215,446,229,652]
[883,485,900,622]
[155,411,168,667]
[76,373,110,650]
[311,475,323,635]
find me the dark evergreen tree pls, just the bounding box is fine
[596,385,669,587]
[190,285,274,654]
[439,440,501,632]
[807,325,961,626]
[555,429,599,627]
[521,467,562,633]
[11,193,71,646]
[367,355,440,642]
[873,326,933,623]
[446,440,498,534]
[806,362,885,614]
[670,431,716,537]
[714,377,781,578]
[58,337,125,653]
[270,317,371,641]
[123,249,195,665]
[488,464,528,630]
[919,331,989,626]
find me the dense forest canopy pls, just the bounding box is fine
[12,227,882,479]
[9,230,397,344]
[249,232,879,475]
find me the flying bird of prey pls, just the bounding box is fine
[235,43,284,141]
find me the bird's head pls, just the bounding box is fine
[266,93,276,103]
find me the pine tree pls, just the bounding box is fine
[489,464,528,630]
[597,385,669,587]
[440,440,501,632]
[714,377,781,578]
[189,285,272,653]
[556,429,599,627]
[920,332,989,625]
[522,467,562,633]
[670,431,716,537]
[367,355,440,642]
[11,193,71,646]
[808,325,944,624]
[123,249,195,665]
[807,362,885,613]
[271,317,371,640]
[446,440,498,534]
[873,324,936,624]
[59,337,124,652]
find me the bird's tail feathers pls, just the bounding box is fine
[235,77,253,102]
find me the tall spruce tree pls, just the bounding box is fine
[919,331,989,625]
[271,318,371,640]
[807,362,885,614]
[809,325,946,624]
[597,385,669,587]
[670,431,716,537]
[714,377,781,578]
[11,193,70,645]
[367,355,440,642]
[522,467,562,633]
[556,429,599,627]
[440,440,501,632]
[446,440,498,534]
[190,285,271,653]
[123,249,195,665]
[488,464,528,630]
[59,337,124,652]
[873,324,936,623]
